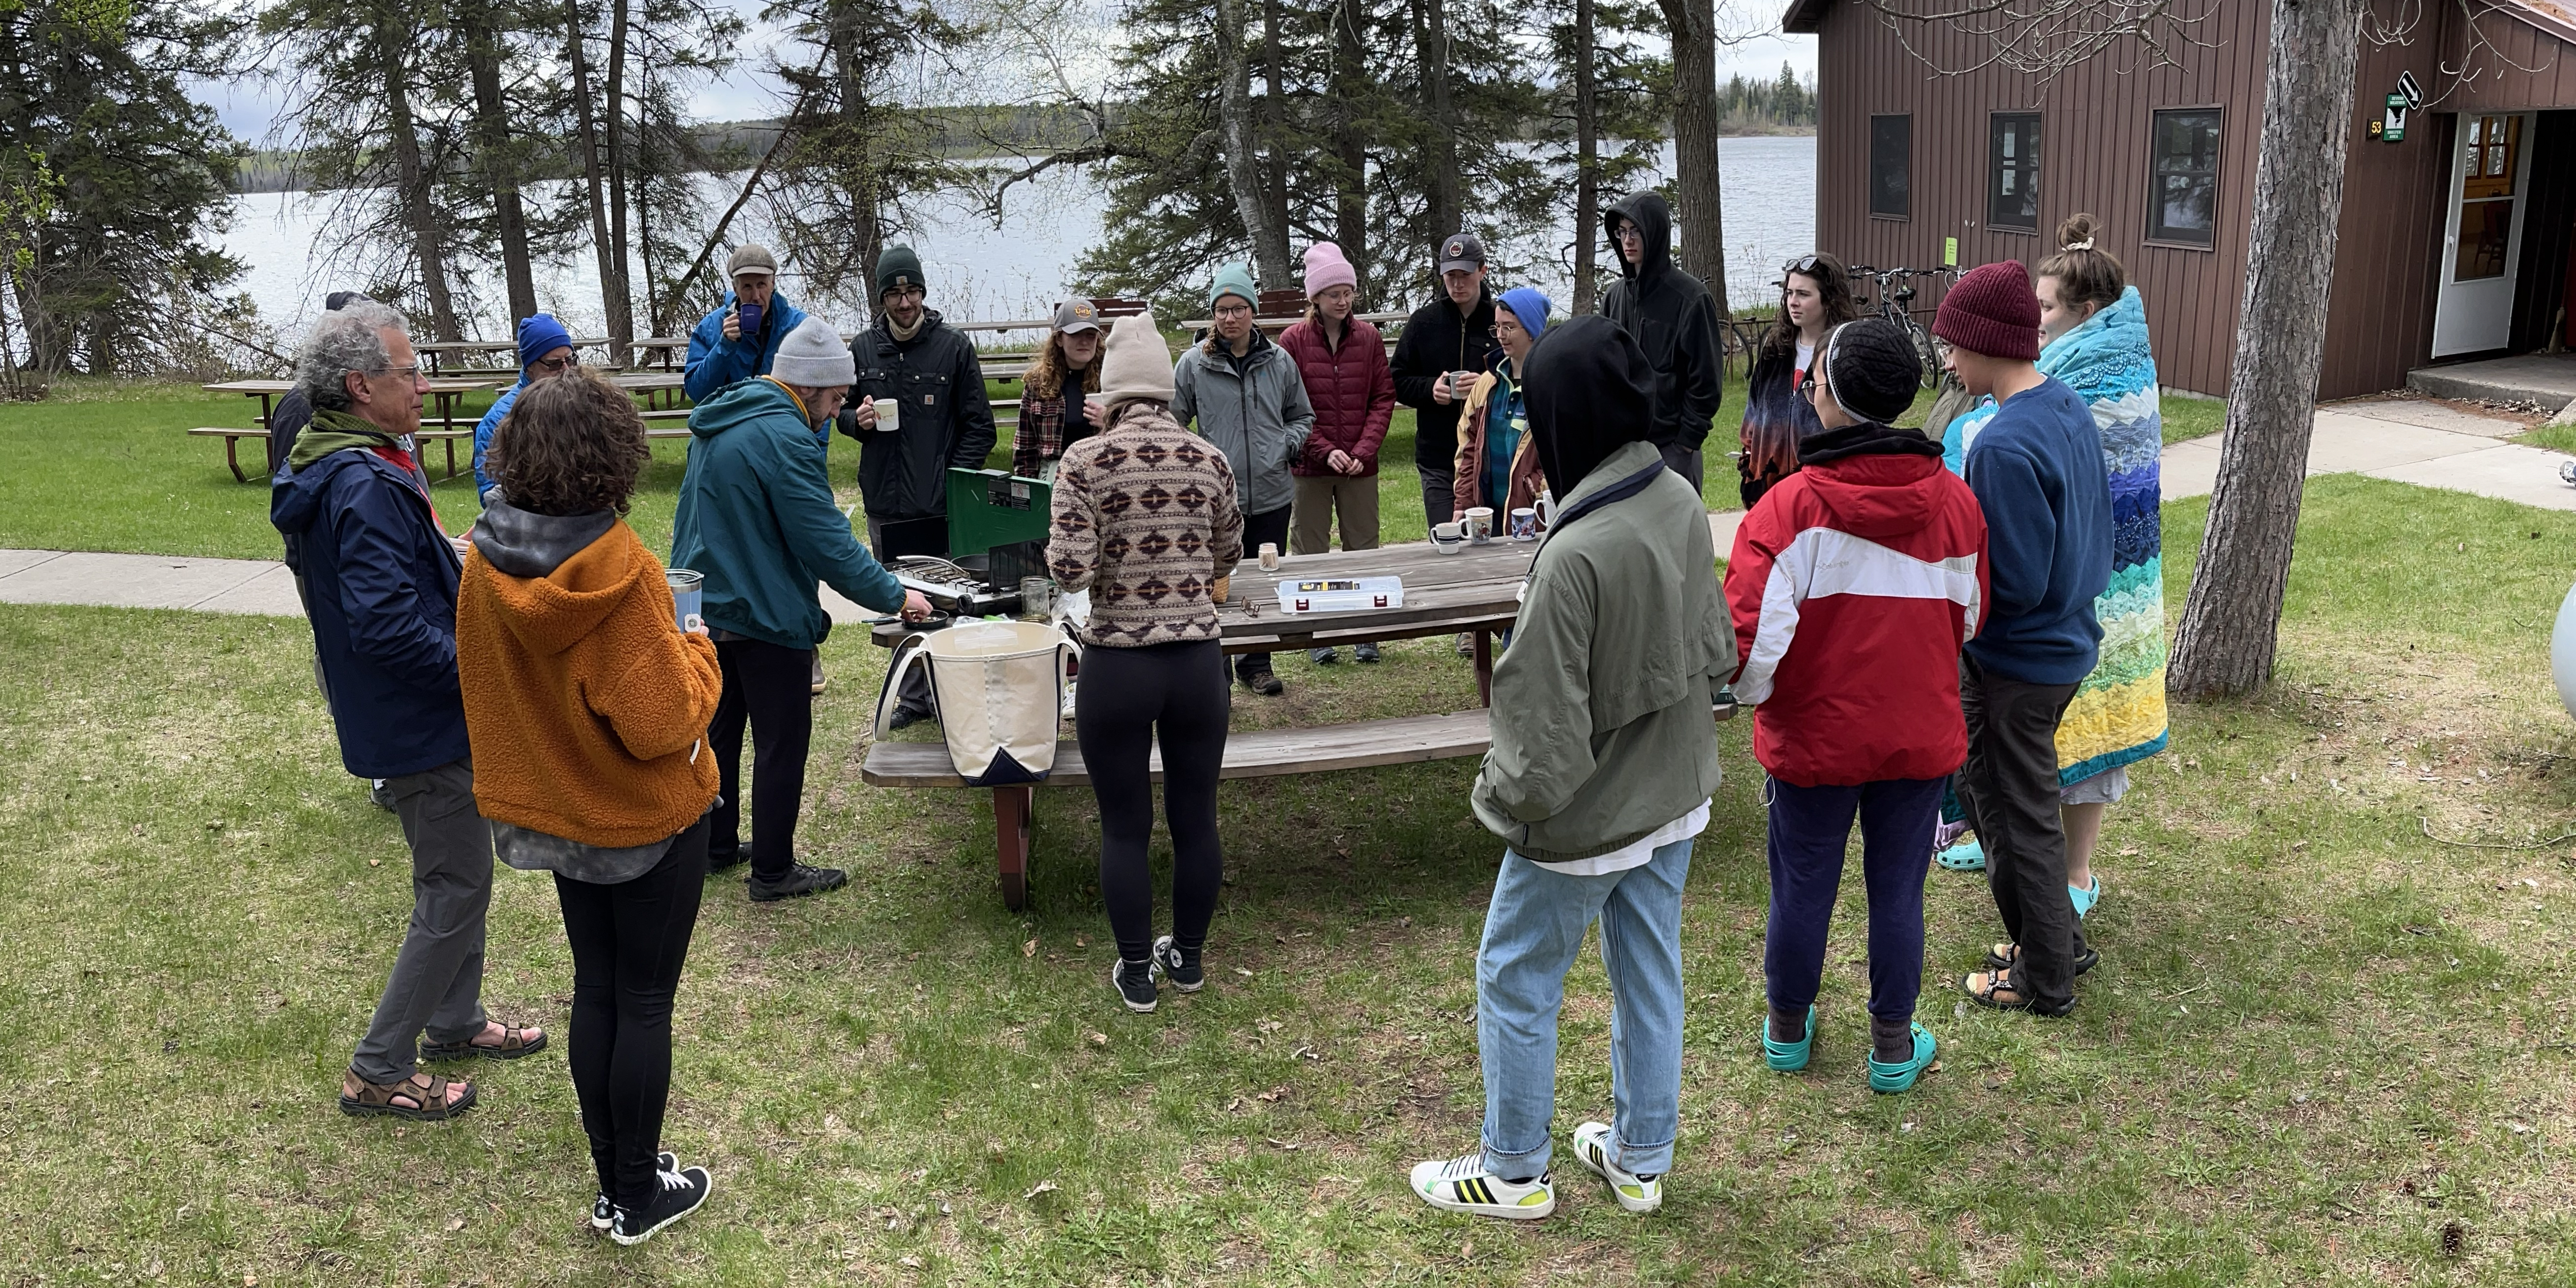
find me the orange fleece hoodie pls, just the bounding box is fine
[457,520,721,847]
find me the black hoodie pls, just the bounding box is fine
[1601,192,1726,455]
[1523,314,1659,499]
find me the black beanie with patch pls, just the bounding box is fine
[1818,319,1923,425]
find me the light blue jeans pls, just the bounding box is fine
[1476,837,1693,1180]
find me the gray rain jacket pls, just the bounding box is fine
[1171,329,1316,517]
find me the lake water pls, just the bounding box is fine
[218,135,1814,340]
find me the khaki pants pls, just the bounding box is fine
[1289,474,1381,555]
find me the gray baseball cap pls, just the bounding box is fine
[1051,298,1103,333]
[1437,230,1487,275]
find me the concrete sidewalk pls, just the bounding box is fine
[6,396,2569,619]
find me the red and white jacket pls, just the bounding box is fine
[1725,426,1989,787]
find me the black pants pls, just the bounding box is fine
[1237,506,1291,680]
[556,816,708,1211]
[1955,655,2086,1009]
[1075,640,1230,962]
[708,637,813,880]
[1660,441,1704,494]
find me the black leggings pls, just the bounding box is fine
[708,636,812,880]
[555,815,708,1211]
[1075,640,1231,962]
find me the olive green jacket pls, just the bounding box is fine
[1471,440,1734,863]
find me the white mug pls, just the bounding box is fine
[873,397,900,432]
[1430,521,1466,552]
[1534,490,1557,528]
[1463,506,1495,544]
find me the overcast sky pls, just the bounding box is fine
[194,11,1816,144]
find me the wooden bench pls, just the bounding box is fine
[863,699,1736,909]
[863,709,1495,909]
[189,427,270,483]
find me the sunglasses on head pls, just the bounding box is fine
[1785,255,1822,276]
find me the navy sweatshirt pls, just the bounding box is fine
[1962,376,2112,685]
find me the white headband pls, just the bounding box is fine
[2063,238,2095,251]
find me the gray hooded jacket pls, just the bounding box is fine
[1171,329,1316,516]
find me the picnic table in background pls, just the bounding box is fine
[862,535,1736,908]
[414,337,616,375]
[194,377,506,483]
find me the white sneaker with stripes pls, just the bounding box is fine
[1407,1150,1555,1219]
[1570,1121,1662,1212]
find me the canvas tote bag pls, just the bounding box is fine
[872,620,1076,785]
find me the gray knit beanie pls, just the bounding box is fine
[1095,313,1177,410]
[770,317,855,388]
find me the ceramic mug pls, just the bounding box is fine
[1430,521,1466,554]
[1463,506,1495,544]
[1534,490,1557,528]
[873,397,900,432]
[1507,507,1538,540]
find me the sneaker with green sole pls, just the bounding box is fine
[1569,1122,1661,1212]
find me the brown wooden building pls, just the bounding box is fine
[1784,0,2576,400]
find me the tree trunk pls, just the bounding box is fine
[1573,0,1601,315]
[601,0,635,362]
[1261,0,1293,263]
[1412,0,1462,248]
[2168,0,2366,699]
[1214,0,1291,285]
[462,12,537,324]
[1656,0,1726,308]
[830,23,884,321]
[379,21,459,341]
[565,2,628,353]
[1331,0,1368,289]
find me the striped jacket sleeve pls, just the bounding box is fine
[1723,495,1794,704]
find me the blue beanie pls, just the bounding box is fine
[1499,288,1551,340]
[516,313,574,369]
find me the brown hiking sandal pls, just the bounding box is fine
[420,1021,547,1063]
[339,1070,476,1121]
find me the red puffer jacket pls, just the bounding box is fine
[1725,422,1990,788]
[1278,316,1395,477]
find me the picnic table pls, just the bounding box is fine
[195,378,506,483]
[861,536,1736,908]
[414,337,616,375]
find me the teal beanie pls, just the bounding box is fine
[1209,262,1258,311]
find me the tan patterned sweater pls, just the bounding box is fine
[1047,404,1245,647]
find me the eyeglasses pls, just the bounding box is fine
[374,364,421,379]
[1614,224,1643,242]
[1212,303,1252,319]
[532,355,580,374]
[1785,255,1821,276]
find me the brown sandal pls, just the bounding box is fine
[339,1070,476,1121]
[420,1022,547,1063]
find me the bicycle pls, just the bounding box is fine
[1844,264,1955,390]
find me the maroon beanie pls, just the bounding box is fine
[1933,261,2042,362]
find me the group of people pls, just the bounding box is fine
[264,195,2161,1239]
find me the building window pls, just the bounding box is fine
[2147,108,2222,246]
[2455,114,2522,280]
[1988,112,2041,231]
[1870,114,1911,219]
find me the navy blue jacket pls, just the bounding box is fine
[272,447,473,778]
[1962,375,2112,686]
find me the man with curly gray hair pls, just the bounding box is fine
[272,303,549,1122]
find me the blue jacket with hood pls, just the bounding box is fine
[670,377,907,650]
[270,420,472,779]
[684,290,813,406]
[470,375,528,499]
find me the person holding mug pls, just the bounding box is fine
[1048,313,1245,1013]
[1453,287,1551,539]
[1391,230,1499,529]
[682,244,811,408]
[457,368,724,1244]
[1010,298,1106,481]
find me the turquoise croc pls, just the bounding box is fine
[1935,837,1986,872]
[2068,876,2101,919]
[1762,1004,1816,1072]
[1867,1024,1938,1094]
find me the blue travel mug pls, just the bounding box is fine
[667,568,703,632]
[737,300,764,337]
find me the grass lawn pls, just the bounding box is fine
[3,469,2574,1283]
[2162,395,2226,446]
[0,375,1761,560]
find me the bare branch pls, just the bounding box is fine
[1858,0,2222,80]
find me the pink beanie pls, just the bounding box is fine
[1302,242,1358,298]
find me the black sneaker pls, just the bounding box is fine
[1308,647,1340,665]
[887,704,933,730]
[1355,642,1381,663]
[369,779,396,811]
[593,1151,678,1230]
[610,1163,711,1246]
[1151,935,1204,993]
[747,863,847,902]
[705,849,746,876]
[1111,958,1158,1013]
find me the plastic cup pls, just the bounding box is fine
[1259,542,1281,571]
[666,568,704,632]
